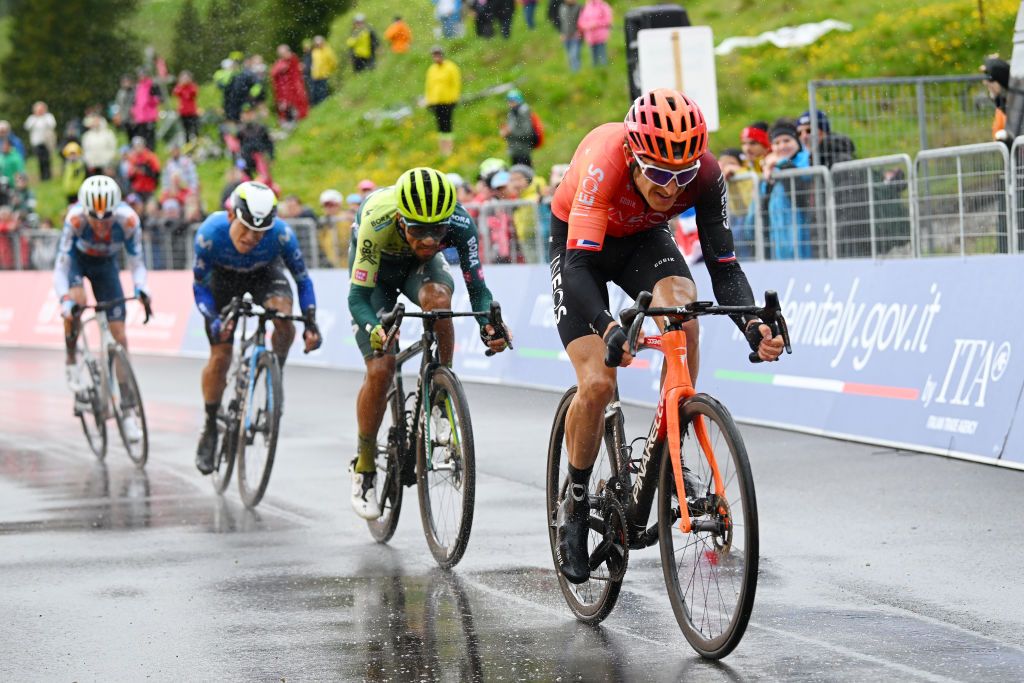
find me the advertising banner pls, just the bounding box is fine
[5,254,1024,467]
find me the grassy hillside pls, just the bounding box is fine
[11,0,1020,221]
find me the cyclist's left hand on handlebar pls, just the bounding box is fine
[135,287,153,323]
[746,321,784,362]
[480,322,512,353]
[603,323,633,368]
[303,328,322,353]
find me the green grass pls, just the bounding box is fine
[20,0,1022,221]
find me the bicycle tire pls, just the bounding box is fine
[78,357,107,460]
[416,367,476,568]
[367,386,406,543]
[236,351,282,508]
[107,345,148,467]
[546,386,623,624]
[211,414,237,495]
[658,393,758,659]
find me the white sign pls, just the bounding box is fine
[637,26,719,131]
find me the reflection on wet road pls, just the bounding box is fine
[2,349,1024,680]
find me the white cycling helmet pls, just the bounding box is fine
[78,175,122,219]
[230,181,278,231]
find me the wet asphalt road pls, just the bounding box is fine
[2,348,1024,682]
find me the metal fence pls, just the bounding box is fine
[762,166,835,260]
[831,154,916,259]
[808,75,992,164]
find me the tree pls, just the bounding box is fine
[1,0,139,124]
[268,0,354,49]
[171,0,206,77]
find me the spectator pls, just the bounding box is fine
[220,60,251,123]
[0,120,26,160]
[81,114,118,176]
[0,175,11,208]
[578,0,612,67]
[61,142,87,204]
[521,0,539,30]
[219,162,247,206]
[162,143,199,192]
[0,205,28,269]
[317,188,350,267]
[493,0,516,39]
[469,0,495,38]
[424,45,462,157]
[126,136,162,202]
[271,44,310,128]
[384,15,413,54]
[761,120,811,260]
[718,148,755,257]
[347,15,379,73]
[112,74,135,137]
[357,178,377,201]
[740,121,770,175]
[508,163,547,261]
[310,35,339,105]
[548,0,564,30]
[797,110,855,168]
[485,170,521,263]
[10,173,38,227]
[301,39,314,99]
[449,172,474,205]
[23,102,57,181]
[435,0,462,39]
[981,56,1011,143]
[131,69,161,150]
[173,71,200,142]
[0,137,26,185]
[279,194,318,222]
[501,89,537,167]
[237,106,274,181]
[559,0,583,72]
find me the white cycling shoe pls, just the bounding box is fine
[349,460,382,520]
[122,415,143,443]
[65,363,86,393]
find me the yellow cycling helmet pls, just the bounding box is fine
[396,167,457,224]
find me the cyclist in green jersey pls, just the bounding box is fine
[347,167,512,519]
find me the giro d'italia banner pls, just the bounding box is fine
[3,254,1024,467]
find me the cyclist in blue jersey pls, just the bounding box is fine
[191,181,322,474]
[54,175,151,443]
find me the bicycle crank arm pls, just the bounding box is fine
[587,513,606,535]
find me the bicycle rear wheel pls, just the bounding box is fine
[658,394,758,659]
[108,345,148,466]
[211,410,237,495]
[546,386,624,624]
[236,351,282,508]
[78,357,107,460]
[416,367,475,568]
[367,386,406,543]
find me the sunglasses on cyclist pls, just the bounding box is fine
[87,210,114,221]
[402,219,449,241]
[631,153,701,188]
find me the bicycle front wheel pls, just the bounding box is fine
[108,345,148,466]
[78,357,107,460]
[416,367,475,568]
[658,394,758,659]
[367,386,406,543]
[546,386,624,624]
[236,351,282,508]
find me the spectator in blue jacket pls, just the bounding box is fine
[761,119,811,260]
[0,120,27,161]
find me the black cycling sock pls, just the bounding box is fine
[568,463,593,502]
[204,402,219,427]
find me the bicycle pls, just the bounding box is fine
[366,301,511,568]
[72,296,152,467]
[546,290,791,659]
[208,293,310,508]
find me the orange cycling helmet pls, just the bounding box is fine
[624,89,708,167]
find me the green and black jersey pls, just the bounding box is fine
[347,186,493,332]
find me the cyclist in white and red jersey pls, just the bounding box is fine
[549,89,785,584]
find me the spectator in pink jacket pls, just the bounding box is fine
[131,70,161,151]
[577,0,612,67]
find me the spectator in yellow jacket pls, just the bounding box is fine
[384,16,412,54]
[346,14,378,72]
[310,35,339,105]
[423,46,462,157]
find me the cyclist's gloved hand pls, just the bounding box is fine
[60,296,77,320]
[302,305,322,353]
[745,319,785,362]
[603,324,631,368]
[135,287,153,322]
[479,322,512,353]
[369,323,388,352]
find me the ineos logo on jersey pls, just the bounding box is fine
[359,239,378,265]
[573,163,606,217]
[550,255,567,322]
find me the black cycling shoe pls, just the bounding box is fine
[195,423,218,475]
[556,483,591,584]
